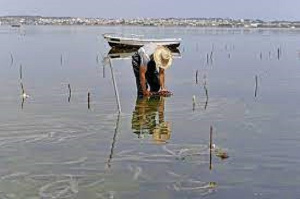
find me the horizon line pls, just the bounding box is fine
[1,15,299,22]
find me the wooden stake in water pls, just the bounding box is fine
[68,84,71,102]
[210,51,213,64]
[19,64,22,80]
[203,75,209,110]
[254,75,258,98]
[20,82,29,109]
[209,125,213,170]
[210,126,213,149]
[88,91,91,109]
[109,58,122,113]
[192,95,196,111]
[10,52,14,66]
[195,70,198,84]
[277,47,281,60]
[60,54,63,66]
[206,53,209,65]
[260,52,262,60]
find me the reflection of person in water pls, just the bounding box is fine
[131,96,171,143]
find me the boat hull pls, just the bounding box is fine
[103,33,181,50]
[108,42,180,50]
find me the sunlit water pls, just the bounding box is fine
[1,25,300,198]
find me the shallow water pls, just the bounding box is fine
[1,25,300,198]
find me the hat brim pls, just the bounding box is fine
[153,47,173,70]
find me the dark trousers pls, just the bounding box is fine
[132,52,160,96]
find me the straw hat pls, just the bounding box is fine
[153,46,173,70]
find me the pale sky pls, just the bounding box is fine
[1,0,300,21]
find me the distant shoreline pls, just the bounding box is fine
[1,16,300,29]
[3,24,300,30]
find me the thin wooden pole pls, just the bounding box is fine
[203,75,209,110]
[109,58,122,113]
[10,52,14,66]
[88,91,91,109]
[68,84,71,102]
[206,53,209,65]
[195,70,198,84]
[209,126,213,170]
[210,51,213,64]
[254,75,258,98]
[60,54,63,66]
[19,64,22,80]
[192,95,196,111]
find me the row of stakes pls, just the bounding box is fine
[191,46,284,111]
[17,62,257,111]
[14,52,120,111]
[18,65,92,110]
[193,69,259,111]
[182,43,282,66]
[12,44,283,110]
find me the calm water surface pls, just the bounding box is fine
[1,25,300,198]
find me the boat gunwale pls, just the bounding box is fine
[103,33,182,42]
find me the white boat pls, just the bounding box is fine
[103,33,181,49]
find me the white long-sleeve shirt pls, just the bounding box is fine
[137,43,158,67]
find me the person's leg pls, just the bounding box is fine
[132,52,147,96]
[146,61,160,93]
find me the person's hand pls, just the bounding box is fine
[158,89,173,97]
[143,90,152,96]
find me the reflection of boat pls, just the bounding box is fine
[106,47,181,60]
[11,24,21,28]
[103,33,181,50]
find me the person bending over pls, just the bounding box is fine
[132,43,173,97]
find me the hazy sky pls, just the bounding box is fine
[1,0,300,20]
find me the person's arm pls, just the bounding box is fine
[159,68,166,91]
[159,68,173,97]
[140,66,151,96]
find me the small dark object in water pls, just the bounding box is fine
[216,151,229,160]
[151,91,173,97]
[11,24,21,28]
